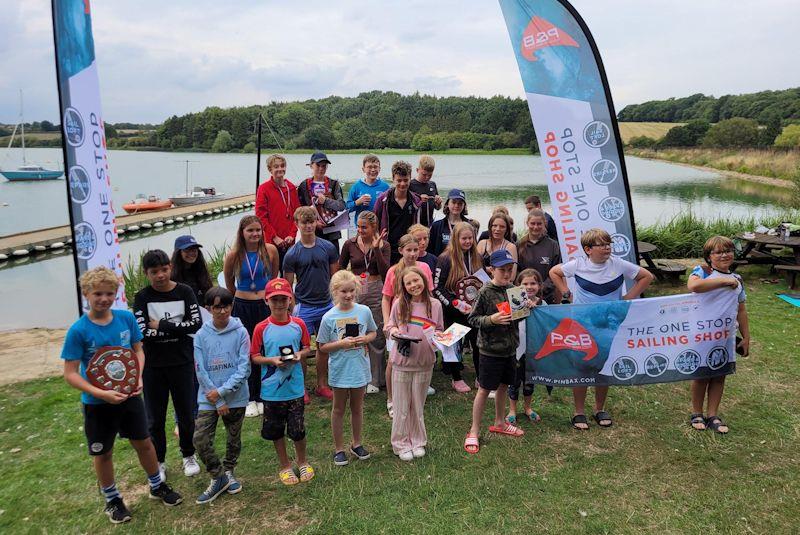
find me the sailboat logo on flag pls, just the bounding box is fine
[520,16,579,61]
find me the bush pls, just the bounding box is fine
[774,124,800,148]
[702,118,760,148]
[628,135,657,148]
[661,120,710,147]
[210,130,234,152]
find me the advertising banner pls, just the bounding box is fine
[525,289,739,386]
[51,0,125,311]
[498,0,637,264]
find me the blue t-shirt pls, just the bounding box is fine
[251,316,310,402]
[61,310,143,405]
[283,239,339,306]
[690,265,746,303]
[316,303,377,388]
[346,178,390,218]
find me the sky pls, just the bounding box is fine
[1,0,799,124]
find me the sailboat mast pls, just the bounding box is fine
[184,159,189,195]
[19,90,26,165]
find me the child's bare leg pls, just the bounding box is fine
[523,395,533,416]
[493,384,508,427]
[130,437,159,476]
[508,397,518,418]
[273,438,292,469]
[385,359,393,402]
[691,379,708,414]
[706,376,727,424]
[572,387,589,429]
[93,450,115,488]
[316,351,329,390]
[350,386,366,447]
[294,438,307,465]
[469,388,491,436]
[331,388,348,452]
[593,386,609,413]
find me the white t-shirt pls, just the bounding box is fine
[560,256,641,304]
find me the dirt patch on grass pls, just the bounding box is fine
[0,328,65,386]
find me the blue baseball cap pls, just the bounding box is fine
[174,235,202,251]
[447,189,466,202]
[489,249,516,268]
[309,151,331,165]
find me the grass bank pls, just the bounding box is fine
[0,266,797,533]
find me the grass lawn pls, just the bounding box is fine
[1,266,798,534]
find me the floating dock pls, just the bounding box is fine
[0,194,255,261]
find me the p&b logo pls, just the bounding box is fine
[534,318,598,361]
[520,16,579,62]
[64,107,85,147]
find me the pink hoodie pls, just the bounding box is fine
[385,298,444,372]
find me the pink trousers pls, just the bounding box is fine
[390,368,433,455]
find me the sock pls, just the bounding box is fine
[148,472,162,490]
[101,483,121,503]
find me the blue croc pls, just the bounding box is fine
[505,415,517,424]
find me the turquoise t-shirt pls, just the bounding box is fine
[60,310,143,405]
[316,303,377,388]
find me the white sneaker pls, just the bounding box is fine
[158,462,167,483]
[366,384,380,394]
[399,451,414,462]
[488,390,496,399]
[256,402,264,415]
[183,455,201,477]
[245,401,259,418]
[426,386,435,396]
[412,447,426,458]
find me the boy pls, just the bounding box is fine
[464,250,527,454]
[525,194,558,241]
[62,267,182,524]
[192,287,250,504]
[346,154,390,220]
[133,249,203,478]
[284,206,339,400]
[255,154,301,275]
[549,229,654,430]
[374,161,423,263]
[409,155,442,227]
[251,278,316,485]
[297,151,346,253]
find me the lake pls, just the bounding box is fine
[0,148,793,330]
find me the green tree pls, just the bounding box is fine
[210,130,234,152]
[628,135,657,148]
[774,124,800,148]
[758,111,782,146]
[661,120,710,147]
[299,124,335,149]
[702,118,760,147]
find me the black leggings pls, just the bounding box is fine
[232,297,270,402]
[143,362,196,462]
[441,307,480,382]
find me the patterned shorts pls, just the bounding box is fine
[261,397,305,441]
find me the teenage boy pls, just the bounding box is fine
[297,151,346,253]
[192,287,250,504]
[525,194,558,241]
[409,155,442,227]
[464,250,528,454]
[346,153,390,220]
[255,154,301,275]
[284,206,340,400]
[251,278,316,485]
[374,160,423,263]
[133,249,203,479]
[62,267,182,524]
[549,228,654,430]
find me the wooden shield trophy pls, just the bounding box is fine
[86,346,140,394]
[456,276,483,306]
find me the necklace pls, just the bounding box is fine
[274,179,291,220]
[357,237,373,274]
[245,252,260,291]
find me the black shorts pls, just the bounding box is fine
[478,355,516,391]
[261,397,305,441]
[83,395,150,456]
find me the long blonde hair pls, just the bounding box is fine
[444,222,482,290]
[395,266,433,327]
[230,215,271,280]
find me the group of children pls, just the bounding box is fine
[61,152,751,524]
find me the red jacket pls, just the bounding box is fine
[255,178,300,243]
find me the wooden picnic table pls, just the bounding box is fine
[637,241,658,272]
[737,233,800,265]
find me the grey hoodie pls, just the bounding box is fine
[193,316,251,410]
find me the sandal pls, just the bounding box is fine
[464,433,480,454]
[279,467,299,486]
[571,414,589,430]
[386,401,394,419]
[705,416,729,434]
[690,413,706,431]
[298,463,315,482]
[488,423,525,437]
[593,410,613,428]
[505,414,517,425]
[525,410,541,423]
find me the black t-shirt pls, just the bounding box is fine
[387,194,416,252]
[133,283,202,367]
[409,179,438,227]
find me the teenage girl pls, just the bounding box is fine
[170,235,213,305]
[223,215,280,417]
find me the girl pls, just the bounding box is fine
[506,269,546,425]
[385,266,444,461]
[686,236,750,434]
[433,222,484,393]
[338,211,391,394]
[223,215,280,417]
[427,189,472,258]
[170,235,213,305]
[381,234,434,417]
[317,271,378,466]
[516,209,561,303]
[477,212,518,272]
[409,224,438,274]
[297,152,346,252]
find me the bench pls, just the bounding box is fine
[775,265,800,289]
[654,260,687,284]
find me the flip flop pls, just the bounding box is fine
[593,410,613,428]
[488,423,525,437]
[571,414,589,430]
[279,467,299,486]
[690,413,706,431]
[705,416,729,434]
[505,414,517,425]
[298,463,315,482]
[464,434,480,454]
